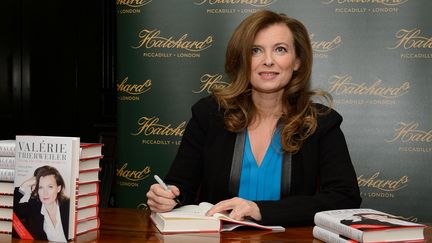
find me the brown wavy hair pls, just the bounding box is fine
[213,10,332,153]
[31,165,69,203]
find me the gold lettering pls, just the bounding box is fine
[194,0,276,7]
[116,163,151,182]
[310,34,342,53]
[132,116,186,136]
[132,29,213,52]
[322,0,408,6]
[387,122,432,143]
[388,28,432,50]
[328,75,409,98]
[117,77,152,95]
[357,172,408,192]
[193,74,229,93]
[116,0,152,7]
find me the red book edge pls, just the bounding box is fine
[79,168,102,173]
[80,143,104,148]
[77,206,99,222]
[77,183,100,197]
[75,216,100,236]
[76,193,100,210]
[80,155,104,162]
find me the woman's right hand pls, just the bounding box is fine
[146,183,180,213]
[20,176,36,190]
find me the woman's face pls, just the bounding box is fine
[38,175,61,205]
[250,23,300,95]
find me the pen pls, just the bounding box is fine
[154,175,181,205]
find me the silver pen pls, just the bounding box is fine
[154,175,181,205]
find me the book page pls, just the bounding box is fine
[213,212,284,231]
[160,202,215,219]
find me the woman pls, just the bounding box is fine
[146,10,361,226]
[14,165,69,241]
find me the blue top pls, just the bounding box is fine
[238,129,282,201]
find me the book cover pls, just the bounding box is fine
[150,202,285,234]
[0,140,15,157]
[12,135,80,242]
[314,208,426,243]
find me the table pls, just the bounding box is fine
[4,208,432,242]
[98,208,316,243]
[99,208,432,243]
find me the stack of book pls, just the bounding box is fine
[313,208,426,243]
[10,136,102,241]
[0,140,15,235]
[76,143,103,236]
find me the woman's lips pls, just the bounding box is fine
[259,71,279,79]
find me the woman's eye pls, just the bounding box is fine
[252,47,261,55]
[275,46,287,53]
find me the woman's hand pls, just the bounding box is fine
[20,176,36,190]
[146,183,180,213]
[206,197,262,221]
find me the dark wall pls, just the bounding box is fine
[0,0,116,142]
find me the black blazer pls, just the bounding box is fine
[13,187,70,240]
[165,96,361,226]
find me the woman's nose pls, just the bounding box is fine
[263,52,274,66]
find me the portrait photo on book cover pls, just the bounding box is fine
[340,212,415,230]
[13,165,70,242]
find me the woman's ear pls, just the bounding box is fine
[57,186,61,193]
[294,58,301,71]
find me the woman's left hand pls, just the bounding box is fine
[205,197,262,221]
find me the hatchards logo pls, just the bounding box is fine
[117,76,152,101]
[310,33,342,59]
[194,0,278,14]
[132,28,213,58]
[131,116,186,146]
[358,171,409,199]
[117,0,152,15]
[321,0,409,14]
[327,74,410,105]
[388,28,432,59]
[386,121,432,153]
[116,162,151,188]
[193,74,229,94]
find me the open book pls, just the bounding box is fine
[150,202,285,233]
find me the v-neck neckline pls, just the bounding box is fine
[245,130,277,169]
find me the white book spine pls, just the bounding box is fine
[0,169,14,182]
[0,141,15,157]
[314,212,363,242]
[0,157,15,169]
[313,226,355,243]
